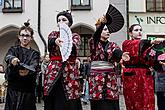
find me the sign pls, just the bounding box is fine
[147,36,165,40]
[147,17,165,24]
[147,36,156,40]
[135,15,165,25]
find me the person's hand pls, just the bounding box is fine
[120,59,125,68]
[122,52,130,61]
[149,67,154,72]
[55,38,63,47]
[11,57,20,66]
[151,38,163,44]
[19,69,29,76]
[159,61,165,66]
[75,58,81,69]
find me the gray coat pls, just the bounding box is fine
[155,66,165,92]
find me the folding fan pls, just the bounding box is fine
[105,4,124,33]
[19,63,36,72]
[158,53,165,61]
[59,23,73,62]
[147,40,165,61]
[154,40,165,61]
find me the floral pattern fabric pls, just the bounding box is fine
[89,39,122,100]
[44,31,81,100]
[122,39,155,110]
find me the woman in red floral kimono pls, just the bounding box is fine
[121,24,162,110]
[88,16,122,110]
[44,10,82,110]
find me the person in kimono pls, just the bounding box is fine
[44,10,82,110]
[88,16,122,110]
[4,21,40,110]
[121,24,162,110]
[144,40,165,110]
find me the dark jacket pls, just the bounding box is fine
[5,45,40,92]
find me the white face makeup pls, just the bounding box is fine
[101,25,110,41]
[19,29,32,48]
[131,25,142,39]
[57,15,70,26]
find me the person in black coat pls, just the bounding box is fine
[4,21,40,110]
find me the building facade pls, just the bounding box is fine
[0,0,127,64]
[129,0,165,40]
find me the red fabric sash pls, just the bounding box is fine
[50,56,76,62]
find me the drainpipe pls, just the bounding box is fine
[38,0,47,55]
[126,0,129,40]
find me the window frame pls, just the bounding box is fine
[146,0,165,12]
[71,0,91,10]
[2,0,23,13]
[78,34,91,57]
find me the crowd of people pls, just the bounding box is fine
[0,5,164,110]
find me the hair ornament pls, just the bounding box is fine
[24,19,30,27]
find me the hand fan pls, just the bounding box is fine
[19,63,36,72]
[158,53,165,61]
[59,23,73,62]
[105,4,124,33]
[153,40,165,61]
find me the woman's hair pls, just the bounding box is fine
[56,10,73,27]
[129,24,141,33]
[18,19,34,36]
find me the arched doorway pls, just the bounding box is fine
[71,23,95,59]
[0,25,39,65]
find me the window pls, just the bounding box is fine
[147,35,165,40]
[78,34,91,57]
[0,0,2,6]
[71,0,91,10]
[2,0,23,13]
[146,0,165,12]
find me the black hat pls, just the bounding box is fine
[56,10,73,27]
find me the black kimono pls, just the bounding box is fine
[4,45,40,110]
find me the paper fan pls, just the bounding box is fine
[105,4,124,33]
[158,53,165,61]
[153,40,165,61]
[59,23,73,62]
[19,63,36,72]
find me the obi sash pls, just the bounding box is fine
[90,61,114,72]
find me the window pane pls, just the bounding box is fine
[78,36,84,56]
[81,0,90,5]
[72,0,80,5]
[14,0,21,8]
[147,0,154,11]
[156,0,165,11]
[77,34,91,57]
[84,36,90,56]
[5,0,12,8]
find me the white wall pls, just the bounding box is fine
[129,0,146,12]
[0,0,127,58]
[0,0,45,56]
[41,0,110,42]
[129,13,165,39]
[109,0,127,47]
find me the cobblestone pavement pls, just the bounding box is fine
[0,95,158,110]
